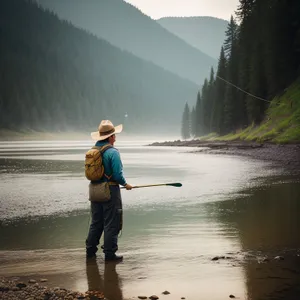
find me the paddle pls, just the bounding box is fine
[121,182,182,189]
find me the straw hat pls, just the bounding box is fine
[91,120,123,141]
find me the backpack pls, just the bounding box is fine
[85,144,112,181]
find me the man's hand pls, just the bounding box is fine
[125,183,133,190]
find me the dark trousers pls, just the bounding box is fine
[86,185,122,257]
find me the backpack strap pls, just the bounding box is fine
[92,144,113,180]
[92,144,113,153]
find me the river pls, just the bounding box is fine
[0,138,300,300]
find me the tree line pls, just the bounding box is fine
[182,0,300,139]
[0,0,197,133]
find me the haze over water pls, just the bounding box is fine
[1,139,300,300]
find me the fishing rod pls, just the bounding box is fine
[121,182,182,189]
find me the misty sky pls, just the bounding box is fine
[124,0,239,20]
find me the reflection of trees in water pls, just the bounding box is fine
[206,182,300,300]
[86,259,123,300]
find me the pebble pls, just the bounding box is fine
[149,296,159,300]
[40,278,48,282]
[274,256,284,260]
[229,295,236,298]
[138,296,148,299]
[0,286,9,292]
[0,277,86,300]
[262,257,270,263]
[28,279,36,284]
[85,290,105,299]
[212,256,225,261]
[181,298,185,299]
[16,282,27,289]
[162,291,170,295]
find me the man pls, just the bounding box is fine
[86,120,133,262]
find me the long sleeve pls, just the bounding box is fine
[110,149,127,186]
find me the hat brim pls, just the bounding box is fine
[91,124,123,141]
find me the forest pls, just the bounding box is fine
[182,0,300,142]
[0,0,198,133]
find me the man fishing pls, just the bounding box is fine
[85,120,133,262]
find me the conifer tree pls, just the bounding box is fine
[181,102,191,140]
[208,67,216,132]
[223,16,240,132]
[201,78,209,134]
[224,16,239,59]
[195,91,203,136]
[191,106,197,137]
[211,47,227,134]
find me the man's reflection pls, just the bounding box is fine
[86,259,123,300]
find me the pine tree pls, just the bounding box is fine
[211,47,227,134]
[181,102,191,140]
[195,91,203,136]
[237,1,256,128]
[223,16,240,132]
[201,78,209,134]
[224,16,239,59]
[191,106,197,137]
[237,0,255,20]
[208,67,216,132]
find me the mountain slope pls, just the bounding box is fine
[157,17,228,59]
[215,78,300,143]
[0,0,198,134]
[38,0,216,84]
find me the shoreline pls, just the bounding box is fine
[0,276,90,300]
[1,247,300,300]
[150,140,300,169]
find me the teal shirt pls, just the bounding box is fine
[95,141,127,186]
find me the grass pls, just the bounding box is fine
[198,78,300,144]
[274,126,300,143]
[196,132,219,141]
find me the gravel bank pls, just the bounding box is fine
[150,140,300,169]
[0,277,94,300]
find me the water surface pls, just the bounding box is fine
[0,139,299,300]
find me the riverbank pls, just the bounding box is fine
[0,276,87,300]
[1,245,300,300]
[150,140,300,169]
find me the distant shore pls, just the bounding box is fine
[0,130,91,141]
[150,139,300,169]
[0,130,178,142]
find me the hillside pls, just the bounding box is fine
[157,17,228,59]
[38,0,216,84]
[0,0,198,134]
[214,78,300,143]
